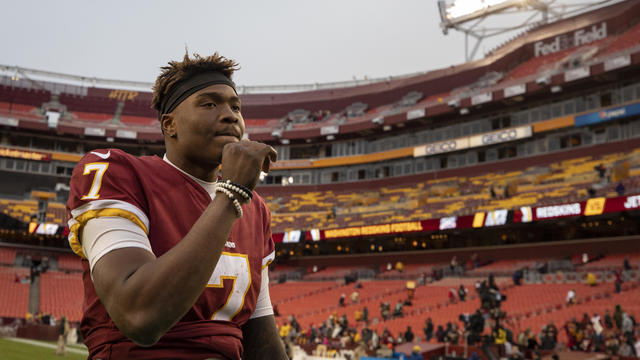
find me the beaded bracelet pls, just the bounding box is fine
[214,185,243,218]
[217,180,253,203]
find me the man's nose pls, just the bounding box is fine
[220,106,239,123]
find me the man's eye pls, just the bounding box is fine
[232,105,241,111]
[204,102,216,108]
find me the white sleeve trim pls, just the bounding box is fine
[82,216,154,273]
[249,266,274,319]
[262,251,275,269]
[69,199,150,230]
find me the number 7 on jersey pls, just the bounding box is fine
[81,162,109,200]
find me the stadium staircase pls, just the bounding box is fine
[27,273,39,316]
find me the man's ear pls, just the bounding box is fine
[161,114,177,138]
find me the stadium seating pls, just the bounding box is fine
[266,148,640,233]
[0,199,37,223]
[576,253,640,271]
[0,247,17,266]
[596,22,640,57]
[0,268,30,319]
[45,202,67,225]
[57,254,83,272]
[39,271,83,322]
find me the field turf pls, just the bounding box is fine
[0,337,88,360]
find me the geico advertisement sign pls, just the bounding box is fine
[534,22,607,57]
[413,138,469,157]
[469,126,532,147]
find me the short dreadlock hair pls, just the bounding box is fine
[151,51,240,118]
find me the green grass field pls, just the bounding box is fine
[0,337,88,360]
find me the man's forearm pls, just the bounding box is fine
[242,316,288,360]
[93,196,238,344]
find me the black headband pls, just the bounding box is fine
[159,71,237,119]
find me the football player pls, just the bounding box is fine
[66,52,286,359]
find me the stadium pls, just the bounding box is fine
[0,0,639,359]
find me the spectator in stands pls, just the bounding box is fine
[604,330,620,355]
[512,269,523,286]
[404,326,415,343]
[488,273,498,290]
[596,164,607,179]
[458,284,468,301]
[393,300,404,318]
[448,288,457,303]
[586,272,597,286]
[435,325,446,343]
[614,270,622,293]
[566,288,576,305]
[621,312,634,337]
[446,323,460,345]
[619,338,634,357]
[546,323,558,343]
[424,318,434,341]
[623,256,632,271]
[580,324,595,352]
[279,322,291,339]
[474,280,482,293]
[380,302,390,321]
[539,327,556,350]
[616,182,625,196]
[580,313,591,329]
[494,326,507,345]
[604,309,614,329]
[408,345,424,360]
[350,290,359,304]
[339,293,346,307]
[527,330,539,350]
[65,52,284,359]
[591,313,604,338]
[450,256,458,270]
[362,306,369,323]
[564,320,579,350]
[614,305,624,329]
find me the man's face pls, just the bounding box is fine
[169,83,245,168]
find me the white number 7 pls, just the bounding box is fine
[207,252,251,321]
[81,162,109,200]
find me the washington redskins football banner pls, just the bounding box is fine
[271,193,640,243]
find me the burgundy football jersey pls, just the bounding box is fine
[66,149,275,360]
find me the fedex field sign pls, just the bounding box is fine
[533,23,607,57]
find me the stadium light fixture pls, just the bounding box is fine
[437,0,618,61]
[439,0,526,32]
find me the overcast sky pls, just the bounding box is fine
[0,0,615,87]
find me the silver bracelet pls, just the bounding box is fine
[214,185,243,217]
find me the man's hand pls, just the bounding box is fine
[221,140,277,190]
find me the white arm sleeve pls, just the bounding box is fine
[249,266,274,319]
[81,216,155,273]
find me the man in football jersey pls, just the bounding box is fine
[66,52,286,359]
